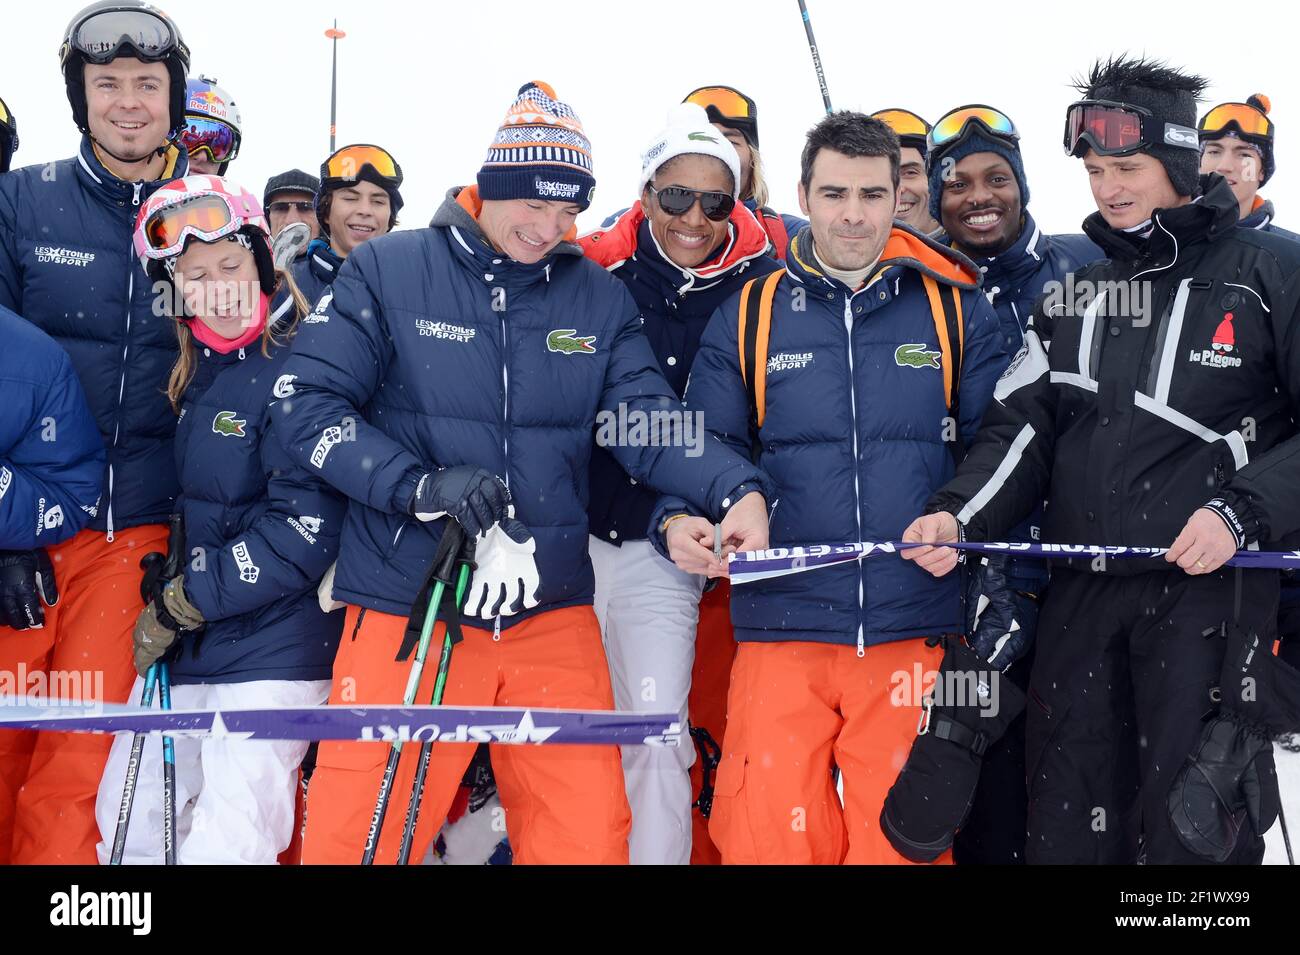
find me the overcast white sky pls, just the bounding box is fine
[5,0,1297,236]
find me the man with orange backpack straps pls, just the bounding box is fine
[651,112,1010,863]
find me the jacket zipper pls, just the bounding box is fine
[106,181,145,542]
[495,303,510,642]
[842,294,866,657]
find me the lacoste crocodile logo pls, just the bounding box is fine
[212,411,247,437]
[547,329,597,355]
[895,343,942,370]
[687,132,719,143]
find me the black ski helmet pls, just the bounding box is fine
[0,95,17,173]
[60,1,191,143]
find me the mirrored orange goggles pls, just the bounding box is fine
[871,108,931,139]
[684,86,755,123]
[144,194,237,256]
[322,144,402,184]
[1199,102,1273,140]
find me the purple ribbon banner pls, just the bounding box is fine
[0,702,682,747]
[728,540,1300,585]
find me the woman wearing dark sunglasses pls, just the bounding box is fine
[580,102,780,865]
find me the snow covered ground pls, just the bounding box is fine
[1264,742,1299,864]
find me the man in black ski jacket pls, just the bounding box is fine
[903,56,1300,864]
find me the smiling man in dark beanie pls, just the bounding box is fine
[924,104,1101,866]
[904,56,1300,865]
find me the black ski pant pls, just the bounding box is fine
[1025,566,1276,865]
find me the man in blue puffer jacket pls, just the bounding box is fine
[651,111,1009,863]
[273,81,770,865]
[0,0,191,864]
[0,307,104,864]
[0,306,105,621]
[926,104,1103,864]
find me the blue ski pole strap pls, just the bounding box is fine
[727,539,1300,585]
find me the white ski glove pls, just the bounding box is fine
[272,221,312,270]
[464,510,540,620]
[317,561,346,613]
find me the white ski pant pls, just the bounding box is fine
[590,536,704,865]
[94,677,329,865]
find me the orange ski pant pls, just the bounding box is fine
[0,524,167,864]
[301,603,631,865]
[709,636,952,865]
[687,580,735,865]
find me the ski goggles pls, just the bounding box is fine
[1064,100,1201,157]
[929,105,1019,156]
[1199,102,1274,142]
[140,193,244,259]
[684,86,758,145]
[65,6,184,64]
[871,108,931,151]
[180,117,239,163]
[648,185,736,222]
[321,144,402,185]
[872,108,931,139]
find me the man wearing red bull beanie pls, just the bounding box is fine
[272,81,770,864]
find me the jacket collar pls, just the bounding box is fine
[963,211,1045,305]
[1239,195,1276,231]
[578,201,771,295]
[785,221,982,295]
[430,185,582,287]
[1082,173,1240,266]
[75,135,187,207]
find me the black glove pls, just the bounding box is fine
[963,555,1038,671]
[0,549,59,630]
[408,467,510,538]
[1168,715,1279,862]
[139,550,167,606]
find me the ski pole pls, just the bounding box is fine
[1280,802,1294,865]
[361,520,466,865]
[111,513,187,865]
[796,0,833,114]
[109,663,160,865]
[397,550,474,865]
[158,662,177,865]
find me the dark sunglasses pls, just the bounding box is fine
[268,201,315,214]
[649,185,735,222]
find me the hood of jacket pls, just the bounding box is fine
[785,220,982,294]
[578,199,772,295]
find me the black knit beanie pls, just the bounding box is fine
[1076,56,1208,198]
